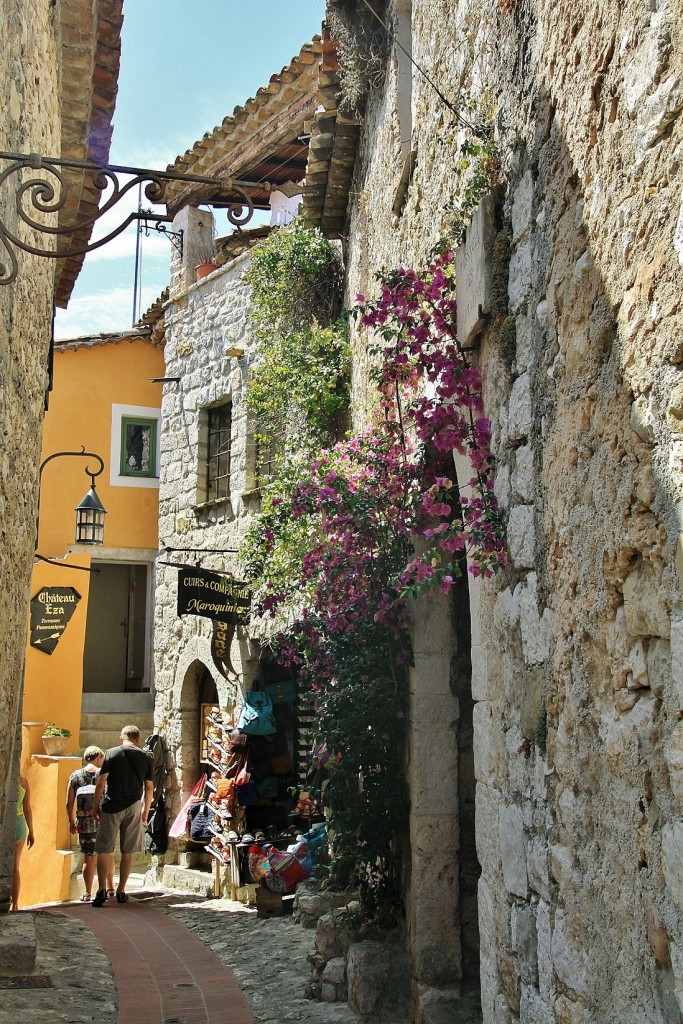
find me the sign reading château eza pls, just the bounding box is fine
[30,587,82,655]
[177,568,250,625]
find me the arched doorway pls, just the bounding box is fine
[177,659,219,800]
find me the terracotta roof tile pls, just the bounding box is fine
[162,37,322,213]
[55,0,124,308]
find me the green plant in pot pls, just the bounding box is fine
[42,723,71,756]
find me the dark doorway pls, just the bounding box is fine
[83,562,149,693]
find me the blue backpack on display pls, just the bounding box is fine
[237,691,277,736]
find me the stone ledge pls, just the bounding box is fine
[0,914,37,976]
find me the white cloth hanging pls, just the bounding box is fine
[269,190,302,227]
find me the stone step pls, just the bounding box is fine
[0,914,37,975]
[78,712,155,755]
[80,712,154,732]
[160,863,215,898]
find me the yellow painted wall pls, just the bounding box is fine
[38,336,164,557]
[20,553,91,906]
[23,553,92,744]
[21,335,164,905]
[21,724,78,907]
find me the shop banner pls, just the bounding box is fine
[176,568,250,625]
[211,620,237,680]
[30,586,81,655]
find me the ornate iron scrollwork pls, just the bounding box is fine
[0,152,257,285]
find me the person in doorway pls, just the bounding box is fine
[12,774,34,910]
[66,746,115,902]
[91,725,153,907]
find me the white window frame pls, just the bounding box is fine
[110,404,160,489]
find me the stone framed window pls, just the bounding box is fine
[120,416,157,477]
[205,401,232,502]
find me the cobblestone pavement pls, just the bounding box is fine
[0,885,482,1024]
[155,891,369,1024]
[0,909,117,1024]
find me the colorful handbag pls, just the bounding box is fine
[237,691,277,736]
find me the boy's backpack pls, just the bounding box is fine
[145,793,168,855]
[75,773,98,834]
[142,732,172,804]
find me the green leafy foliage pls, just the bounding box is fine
[243,222,349,457]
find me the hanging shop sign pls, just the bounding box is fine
[211,620,238,680]
[177,568,251,626]
[29,586,82,655]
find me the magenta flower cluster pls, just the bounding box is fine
[252,249,506,637]
[356,249,507,591]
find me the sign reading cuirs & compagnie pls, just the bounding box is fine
[177,568,250,625]
[30,587,82,655]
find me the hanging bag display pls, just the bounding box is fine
[189,801,214,843]
[235,767,258,806]
[237,691,277,736]
[168,774,207,839]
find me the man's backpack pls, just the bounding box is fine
[144,793,168,855]
[142,732,172,804]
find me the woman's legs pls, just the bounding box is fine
[11,838,25,911]
[82,853,96,897]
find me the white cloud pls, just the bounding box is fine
[85,226,170,263]
[54,283,164,340]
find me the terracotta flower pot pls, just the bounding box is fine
[195,262,217,281]
[42,735,68,756]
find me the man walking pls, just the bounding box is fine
[91,725,153,907]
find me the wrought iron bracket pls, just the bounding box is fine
[35,447,106,572]
[0,152,261,285]
[139,213,184,257]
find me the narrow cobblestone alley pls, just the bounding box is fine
[0,885,481,1024]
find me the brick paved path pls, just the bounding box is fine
[63,898,253,1024]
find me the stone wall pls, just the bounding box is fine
[0,1,61,910]
[154,208,262,811]
[342,0,683,1020]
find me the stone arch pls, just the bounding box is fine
[171,637,242,803]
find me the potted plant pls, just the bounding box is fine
[194,225,218,280]
[42,723,71,756]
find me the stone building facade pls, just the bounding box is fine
[153,209,262,803]
[151,40,322,829]
[306,0,683,1021]
[0,0,123,910]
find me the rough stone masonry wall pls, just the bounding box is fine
[0,1,61,909]
[343,0,683,1020]
[154,218,262,809]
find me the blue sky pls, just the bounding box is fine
[55,0,326,339]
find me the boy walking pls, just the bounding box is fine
[92,725,153,907]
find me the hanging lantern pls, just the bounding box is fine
[75,482,107,545]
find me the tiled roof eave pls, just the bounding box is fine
[54,0,124,308]
[163,37,323,214]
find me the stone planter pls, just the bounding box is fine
[42,734,68,756]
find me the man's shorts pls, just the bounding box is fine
[95,803,143,855]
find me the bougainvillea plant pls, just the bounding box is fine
[241,249,506,917]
